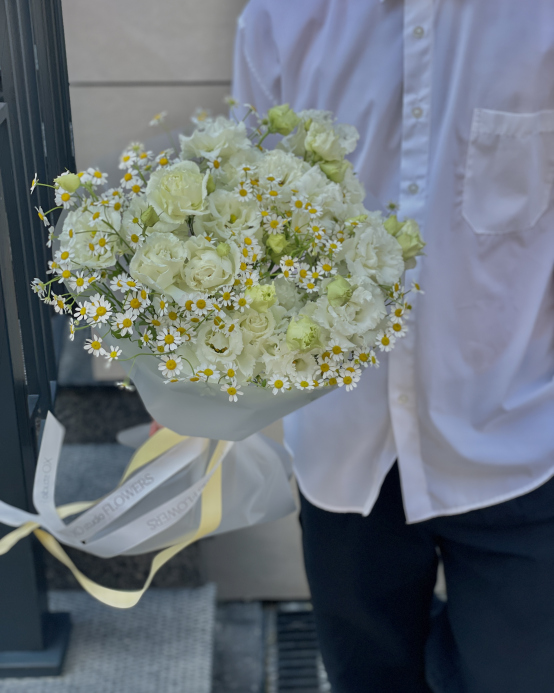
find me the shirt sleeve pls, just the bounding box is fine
[232,2,281,117]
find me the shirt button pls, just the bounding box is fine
[412,107,423,119]
[408,183,419,194]
[398,394,409,405]
[413,26,425,38]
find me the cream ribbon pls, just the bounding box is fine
[0,413,232,608]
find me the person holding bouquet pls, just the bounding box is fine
[232,2,554,692]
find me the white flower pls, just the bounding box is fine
[112,311,135,336]
[86,294,113,325]
[146,160,209,228]
[263,213,285,234]
[58,208,122,270]
[196,320,244,367]
[294,377,314,391]
[129,232,188,296]
[158,354,183,378]
[196,364,220,382]
[157,326,182,352]
[124,289,150,316]
[411,281,424,294]
[234,181,253,201]
[35,206,50,228]
[85,334,106,357]
[86,168,108,186]
[221,381,243,402]
[149,111,167,127]
[342,224,404,286]
[106,345,122,361]
[73,302,88,322]
[30,173,38,193]
[31,278,46,297]
[51,294,68,315]
[375,329,396,352]
[178,235,240,296]
[116,380,136,391]
[68,271,88,293]
[312,282,386,339]
[180,115,250,159]
[389,318,407,338]
[268,375,290,394]
[119,151,137,169]
[55,188,75,209]
[193,189,261,240]
[232,292,252,312]
[337,367,360,391]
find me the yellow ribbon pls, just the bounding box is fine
[0,429,227,609]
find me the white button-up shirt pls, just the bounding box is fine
[232,0,554,522]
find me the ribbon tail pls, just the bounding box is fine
[0,522,40,555]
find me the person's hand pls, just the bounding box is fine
[149,420,163,437]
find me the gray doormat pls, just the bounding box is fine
[0,586,216,693]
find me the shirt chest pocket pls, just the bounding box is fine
[462,108,554,235]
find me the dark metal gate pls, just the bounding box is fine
[0,0,75,676]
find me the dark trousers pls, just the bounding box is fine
[299,463,554,693]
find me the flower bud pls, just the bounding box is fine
[54,172,81,193]
[216,242,230,257]
[384,214,405,237]
[267,104,300,135]
[286,315,322,352]
[326,275,353,307]
[206,174,216,194]
[266,233,289,256]
[394,219,426,261]
[246,283,276,313]
[319,159,350,183]
[141,205,160,228]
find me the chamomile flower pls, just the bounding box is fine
[328,342,347,362]
[296,263,310,285]
[165,307,182,324]
[337,369,360,392]
[389,319,407,338]
[116,380,136,392]
[153,296,169,316]
[205,150,223,172]
[112,311,135,336]
[232,292,252,312]
[155,149,174,167]
[68,318,76,341]
[223,363,238,381]
[120,171,141,190]
[268,375,290,394]
[125,290,150,316]
[279,256,298,273]
[221,381,243,402]
[234,181,253,201]
[196,364,220,382]
[411,281,424,294]
[87,294,113,325]
[158,354,183,379]
[149,111,167,127]
[55,188,75,209]
[140,327,154,347]
[290,195,306,211]
[31,278,46,297]
[35,206,50,228]
[375,330,396,352]
[317,260,336,276]
[73,301,89,322]
[46,228,55,248]
[294,378,314,391]
[51,294,68,315]
[353,347,373,368]
[110,273,130,293]
[317,360,336,380]
[186,295,213,316]
[119,151,137,169]
[157,326,182,352]
[55,266,72,284]
[86,168,108,186]
[219,287,235,308]
[263,213,285,234]
[105,345,122,361]
[30,173,38,194]
[85,334,106,357]
[192,107,211,124]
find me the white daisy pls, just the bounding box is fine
[35,206,50,228]
[68,271,88,293]
[55,188,74,209]
[234,181,253,201]
[84,334,106,357]
[30,173,38,194]
[221,382,243,403]
[157,326,182,352]
[86,294,113,325]
[105,346,122,361]
[375,330,396,352]
[86,168,108,186]
[196,364,221,382]
[30,278,46,297]
[149,111,167,127]
[263,213,285,234]
[112,311,135,336]
[158,355,183,379]
[268,375,290,395]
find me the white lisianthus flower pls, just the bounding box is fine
[273,277,305,314]
[179,116,251,160]
[128,232,188,294]
[240,308,276,347]
[146,160,208,230]
[193,189,262,240]
[312,282,387,339]
[341,224,404,286]
[58,209,122,269]
[178,235,240,295]
[302,111,359,162]
[196,319,244,367]
[254,149,310,188]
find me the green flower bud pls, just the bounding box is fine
[326,275,353,307]
[140,205,160,228]
[266,233,289,256]
[303,118,313,131]
[267,104,301,136]
[216,242,230,257]
[384,214,405,237]
[206,174,216,194]
[54,172,81,193]
[394,219,426,262]
[286,315,322,352]
[319,159,351,183]
[245,283,277,313]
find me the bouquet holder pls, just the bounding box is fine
[0,413,296,608]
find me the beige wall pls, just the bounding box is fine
[62,0,248,170]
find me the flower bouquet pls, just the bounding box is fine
[31,103,425,440]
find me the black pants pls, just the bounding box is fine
[299,463,554,693]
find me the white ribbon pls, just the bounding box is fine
[0,412,232,559]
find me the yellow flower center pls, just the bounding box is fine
[332,346,342,355]
[168,311,178,321]
[131,234,139,243]
[294,200,303,208]
[98,238,106,247]
[93,171,103,179]
[92,211,100,220]
[76,277,84,286]
[122,318,132,328]
[320,363,330,373]
[61,192,70,202]
[114,202,122,211]
[159,157,169,166]
[91,340,101,350]
[130,298,141,309]
[132,184,141,193]
[381,335,390,346]
[392,323,402,332]
[204,368,214,377]
[96,306,107,316]
[343,376,353,385]
[227,369,235,378]
[359,353,369,362]
[239,188,248,197]
[227,386,237,396]
[124,173,133,182]
[196,299,206,310]
[61,251,70,260]
[165,359,177,370]
[274,380,284,389]
[164,334,174,344]
[157,345,165,353]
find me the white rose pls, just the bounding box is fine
[313,282,386,339]
[179,116,251,159]
[240,308,276,346]
[178,235,240,294]
[342,224,404,286]
[193,189,261,240]
[60,209,121,269]
[304,121,359,162]
[128,232,188,293]
[146,160,208,230]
